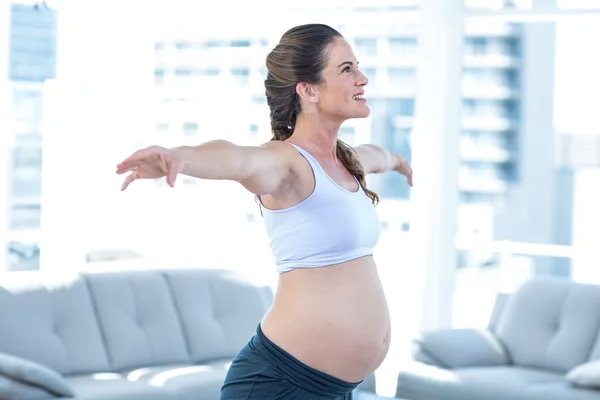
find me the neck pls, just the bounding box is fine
[289,112,342,160]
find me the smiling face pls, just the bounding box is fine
[313,37,370,121]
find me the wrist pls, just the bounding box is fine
[170,146,188,172]
[392,153,404,172]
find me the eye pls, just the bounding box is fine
[343,66,351,73]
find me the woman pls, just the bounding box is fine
[116,24,413,400]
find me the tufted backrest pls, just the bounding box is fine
[162,269,273,363]
[0,268,273,375]
[82,270,191,371]
[0,273,110,375]
[495,278,600,373]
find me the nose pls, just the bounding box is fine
[356,69,368,87]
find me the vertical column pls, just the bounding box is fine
[0,2,10,274]
[571,169,600,284]
[409,0,465,331]
[553,6,600,281]
[40,0,156,272]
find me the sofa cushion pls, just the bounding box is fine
[585,319,600,362]
[0,273,110,375]
[163,269,271,363]
[566,359,600,389]
[0,352,73,397]
[494,278,600,373]
[83,271,190,371]
[522,381,600,400]
[124,359,231,400]
[415,328,509,368]
[396,363,597,400]
[66,373,178,400]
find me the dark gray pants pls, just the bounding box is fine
[220,324,360,399]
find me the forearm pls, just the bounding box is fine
[172,140,246,181]
[359,144,403,174]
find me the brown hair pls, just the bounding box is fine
[264,24,379,205]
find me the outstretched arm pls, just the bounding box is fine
[116,140,293,195]
[354,144,413,186]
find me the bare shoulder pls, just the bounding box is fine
[257,139,295,153]
[255,140,304,168]
[236,140,304,196]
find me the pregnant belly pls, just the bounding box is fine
[260,256,391,383]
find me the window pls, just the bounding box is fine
[231,40,251,47]
[249,124,259,139]
[388,68,416,86]
[465,37,488,55]
[231,68,250,85]
[155,68,164,85]
[12,89,43,122]
[339,126,356,145]
[388,99,415,116]
[157,123,169,135]
[174,69,192,76]
[9,204,41,230]
[354,38,378,56]
[175,42,192,51]
[389,37,418,56]
[361,68,376,81]
[452,10,600,332]
[203,68,220,76]
[13,147,42,168]
[183,122,198,136]
[11,164,42,197]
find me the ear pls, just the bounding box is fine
[296,82,319,104]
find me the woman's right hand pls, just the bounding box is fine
[115,145,184,191]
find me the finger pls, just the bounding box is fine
[405,166,413,186]
[166,160,179,187]
[118,147,161,168]
[115,164,138,175]
[121,172,138,191]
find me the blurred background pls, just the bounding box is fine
[1,0,599,395]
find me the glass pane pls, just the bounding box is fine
[558,0,600,9]
[452,16,600,328]
[466,0,600,10]
[9,2,57,82]
[3,3,54,273]
[465,0,535,10]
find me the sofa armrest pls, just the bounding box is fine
[414,328,509,369]
[0,374,67,399]
[488,292,510,333]
[0,353,74,398]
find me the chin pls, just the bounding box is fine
[335,105,371,121]
[353,106,371,119]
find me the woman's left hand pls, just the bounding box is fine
[395,156,413,187]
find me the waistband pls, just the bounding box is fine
[251,324,362,397]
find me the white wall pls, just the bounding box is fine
[571,168,600,283]
[40,0,156,271]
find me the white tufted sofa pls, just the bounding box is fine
[396,277,600,400]
[0,267,377,399]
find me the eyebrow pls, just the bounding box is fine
[338,61,359,68]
